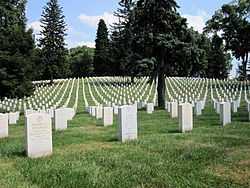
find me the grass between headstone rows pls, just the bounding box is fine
[0,102,250,188]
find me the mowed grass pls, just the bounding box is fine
[0,100,250,188]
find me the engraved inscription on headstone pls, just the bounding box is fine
[25,113,52,158]
[118,105,137,142]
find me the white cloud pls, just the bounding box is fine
[78,41,95,48]
[78,12,118,28]
[68,41,95,48]
[183,14,206,33]
[27,21,43,42]
[28,21,42,34]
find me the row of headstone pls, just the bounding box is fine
[86,104,138,142]
[23,107,75,158]
[165,102,194,133]
[0,78,79,113]
[85,77,156,107]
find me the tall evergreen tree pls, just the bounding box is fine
[68,46,94,77]
[206,34,232,79]
[205,0,250,80]
[94,19,110,76]
[110,0,135,77]
[39,0,68,82]
[131,0,191,107]
[0,0,34,99]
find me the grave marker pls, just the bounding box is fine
[25,113,52,158]
[118,105,137,142]
[54,108,75,130]
[178,103,193,133]
[103,107,113,126]
[0,113,8,138]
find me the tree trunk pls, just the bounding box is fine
[157,71,165,108]
[131,76,135,84]
[242,54,247,80]
[246,52,249,80]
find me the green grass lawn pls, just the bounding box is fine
[0,101,250,188]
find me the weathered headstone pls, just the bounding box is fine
[90,106,96,117]
[96,106,103,119]
[113,106,118,115]
[220,102,231,126]
[167,102,171,113]
[178,103,193,133]
[0,113,8,138]
[54,108,75,130]
[25,109,36,116]
[46,108,54,118]
[146,103,154,114]
[103,107,113,126]
[195,101,202,116]
[215,102,220,114]
[8,112,19,124]
[25,113,52,158]
[231,100,238,113]
[170,101,178,118]
[118,105,137,142]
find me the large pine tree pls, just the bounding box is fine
[205,1,250,80]
[131,0,191,107]
[39,0,68,82]
[0,0,34,99]
[110,0,135,77]
[206,35,232,79]
[94,19,110,76]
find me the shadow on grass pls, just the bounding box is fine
[106,137,119,142]
[13,150,26,157]
[167,129,180,134]
[0,149,26,158]
[96,120,104,127]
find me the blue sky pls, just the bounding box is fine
[27,0,237,76]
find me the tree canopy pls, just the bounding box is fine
[94,19,110,76]
[68,46,94,78]
[0,0,238,99]
[0,0,34,99]
[205,0,250,80]
[39,0,69,82]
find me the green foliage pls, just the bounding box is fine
[0,0,34,99]
[39,0,69,81]
[205,0,250,80]
[110,0,135,76]
[30,48,50,81]
[94,19,110,76]
[128,0,191,107]
[206,35,232,79]
[68,46,94,77]
[106,0,233,107]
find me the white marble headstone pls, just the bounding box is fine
[103,107,113,126]
[0,113,8,138]
[25,113,52,158]
[8,112,19,124]
[195,101,202,116]
[90,106,96,117]
[179,103,193,133]
[118,105,137,142]
[170,101,178,118]
[220,102,231,126]
[146,103,154,114]
[96,106,103,119]
[113,106,118,115]
[54,108,75,130]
